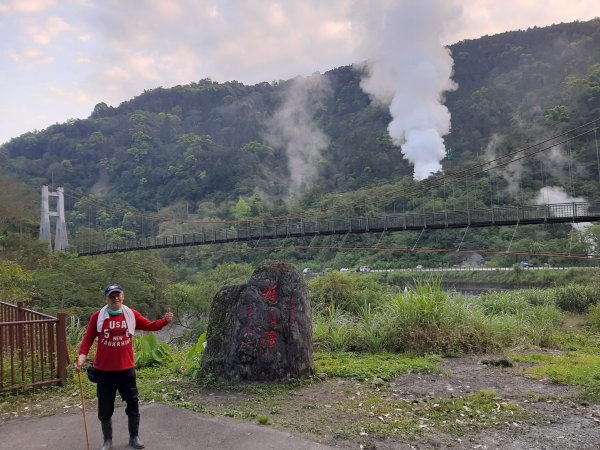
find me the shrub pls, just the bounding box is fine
[66,315,87,348]
[313,280,570,356]
[524,305,564,347]
[476,291,530,316]
[309,272,389,314]
[587,303,600,331]
[554,283,599,313]
[386,279,449,328]
[313,304,360,352]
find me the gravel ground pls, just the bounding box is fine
[187,352,600,449]
[376,353,600,449]
[3,351,599,449]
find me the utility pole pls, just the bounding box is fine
[39,184,69,252]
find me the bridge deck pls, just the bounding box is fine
[71,201,600,256]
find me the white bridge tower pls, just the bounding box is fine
[39,184,69,252]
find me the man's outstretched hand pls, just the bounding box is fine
[165,307,174,323]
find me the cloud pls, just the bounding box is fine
[27,16,73,45]
[450,0,599,43]
[7,47,54,64]
[10,0,57,14]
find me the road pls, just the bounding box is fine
[0,403,339,450]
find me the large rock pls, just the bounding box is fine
[202,261,313,382]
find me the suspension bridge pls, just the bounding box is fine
[39,119,600,259]
[69,201,600,256]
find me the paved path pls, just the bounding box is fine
[0,403,340,450]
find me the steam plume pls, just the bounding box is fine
[535,186,590,230]
[263,74,332,198]
[350,0,461,179]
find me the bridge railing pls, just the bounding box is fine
[69,202,600,255]
[0,302,68,393]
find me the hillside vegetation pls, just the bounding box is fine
[1,20,600,270]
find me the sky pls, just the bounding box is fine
[1,0,598,147]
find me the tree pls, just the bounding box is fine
[0,260,34,302]
[231,198,251,220]
[544,105,572,122]
[104,227,136,242]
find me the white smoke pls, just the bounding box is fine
[482,134,503,163]
[503,160,524,200]
[535,186,586,205]
[263,73,332,198]
[540,146,570,179]
[349,0,461,179]
[482,134,523,200]
[535,186,590,231]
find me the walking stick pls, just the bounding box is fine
[77,370,91,450]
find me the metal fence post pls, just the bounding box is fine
[56,313,68,386]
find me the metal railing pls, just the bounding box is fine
[0,301,68,393]
[71,201,600,256]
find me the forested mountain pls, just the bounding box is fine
[1,19,599,267]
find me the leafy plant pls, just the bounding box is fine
[186,332,207,361]
[134,334,172,368]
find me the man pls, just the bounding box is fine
[75,284,174,450]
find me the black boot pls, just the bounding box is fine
[128,415,144,449]
[100,419,112,450]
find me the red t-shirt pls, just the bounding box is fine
[79,309,169,371]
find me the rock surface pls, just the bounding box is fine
[202,261,313,381]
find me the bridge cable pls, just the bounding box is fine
[566,136,575,197]
[506,223,519,254]
[68,126,595,229]
[456,226,470,252]
[374,230,386,249]
[69,119,599,226]
[411,227,426,252]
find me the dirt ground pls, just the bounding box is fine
[386,354,600,449]
[182,351,600,450]
[4,351,599,449]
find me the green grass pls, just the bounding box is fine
[377,268,600,290]
[346,390,529,439]
[314,351,440,379]
[313,281,568,356]
[512,351,600,401]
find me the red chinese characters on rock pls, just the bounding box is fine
[262,330,277,353]
[268,308,278,325]
[264,284,279,305]
[262,284,280,353]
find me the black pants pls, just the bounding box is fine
[96,369,139,421]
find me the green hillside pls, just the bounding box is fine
[1,19,599,270]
